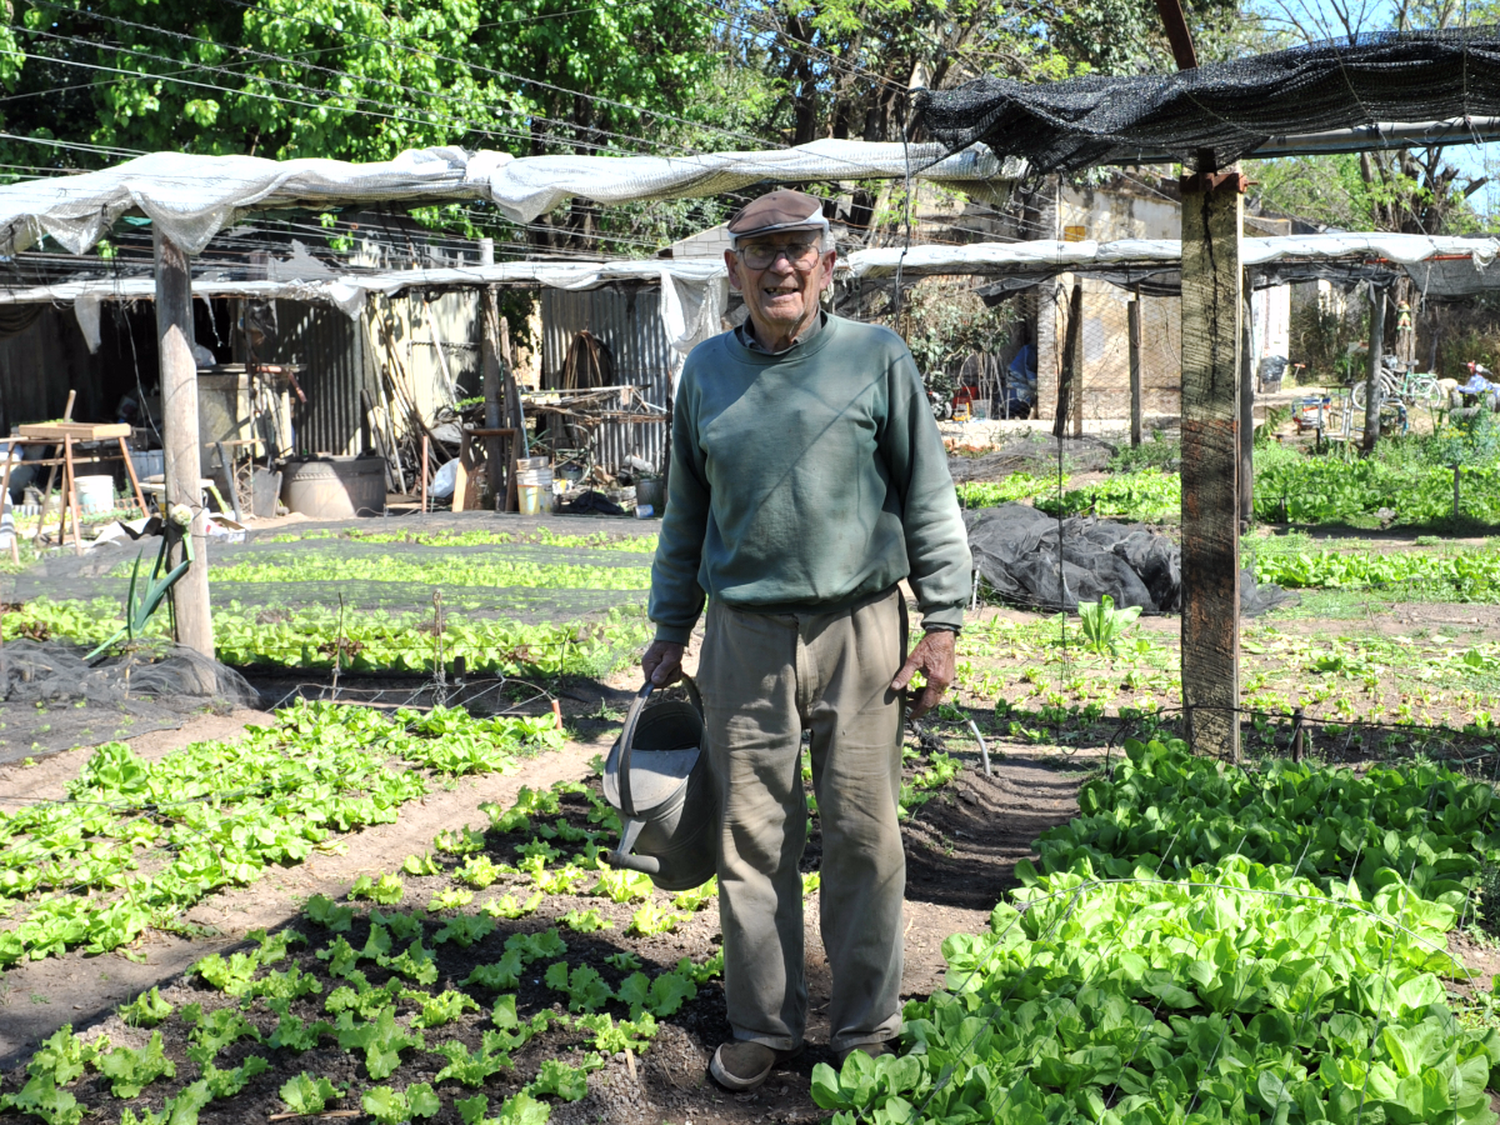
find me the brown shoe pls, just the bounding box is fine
[709,1040,801,1092]
[836,1040,895,1067]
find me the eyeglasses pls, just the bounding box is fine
[735,239,823,271]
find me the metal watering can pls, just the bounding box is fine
[601,677,716,892]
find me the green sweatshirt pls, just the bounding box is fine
[649,314,972,644]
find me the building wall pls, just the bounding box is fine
[0,307,100,434]
[1034,181,1294,423]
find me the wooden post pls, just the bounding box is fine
[1362,288,1387,453]
[480,309,506,508]
[155,226,214,659]
[1239,287,1255,529]
[1052,283,1083,439]
[1128,297,1143,447]
[1179,165,1244,763]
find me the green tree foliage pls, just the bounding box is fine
[2,0,718,170]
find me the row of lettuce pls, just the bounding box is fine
[811,739,1500,1124]
[0,702,563,970]
[956,461,1500,528]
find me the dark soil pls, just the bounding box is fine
[0,740,1079,1125]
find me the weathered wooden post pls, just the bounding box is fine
[1128,296,1143,447]
[1179,161,1245,762]
[479,238,506,507]
[1052,283,1083,439]
[154,226,214,658]
[1362,288,1387,453]
[1240,287,1255,529]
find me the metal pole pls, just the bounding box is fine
[154,226,214,658]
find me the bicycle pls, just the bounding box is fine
[1350,364,1442,411]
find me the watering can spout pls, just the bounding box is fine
[603,817,662,875]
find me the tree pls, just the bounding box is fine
[0,0,725,250]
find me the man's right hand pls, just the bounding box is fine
[642,640,686,687]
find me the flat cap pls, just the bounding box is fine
[726,189,830,243]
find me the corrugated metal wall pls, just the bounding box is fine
[269,301,367,457]
[541,286,673,474]
[268,291,482,456]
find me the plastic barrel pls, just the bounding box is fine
[75,475,115,515]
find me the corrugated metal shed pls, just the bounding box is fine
[541,285,673,474]
[269,301,368,457]
[267,291,481,457]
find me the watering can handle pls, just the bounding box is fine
[617,674,703,820]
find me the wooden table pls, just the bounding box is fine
[455,427,518,512]
[5,422,149,557]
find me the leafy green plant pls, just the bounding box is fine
[402,852,442,876]
[456,855,506,889]
[96,1031,176,1098]
[480,891,543,919]
[335,1007,424,1080]
[456,1091,552,1125]
[628,903,691,935]
[575,1012,658,1054]
[1077,594,1143,657]
[201,1056,269,1098]
[528,1058,593,1101]
[361,1082,439,1124]
[118,987,173,1028]
[409,988,480,1028]
[433,913,496,947]
[591,866,655,903]
[185,1007,261,1065]
[119,1080,211,1125]
[426,887,475,911]
[559,907,612,932]
[616,967,698,1018]
[351,873,406,905]
[544,961,613,1012]
[811,1050,928,1116]
[434,826,487,855]
[0,1076,85,1125]
[279,1073,340,1115]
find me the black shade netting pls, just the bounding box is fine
[967,503,1294,616]
[949,437,1116,483]
[0,640,261,764]
[8,537,652,625]
[916,28,1500,175]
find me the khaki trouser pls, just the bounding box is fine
[696,588,906,1054]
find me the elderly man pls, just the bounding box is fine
[641,189,971,1092]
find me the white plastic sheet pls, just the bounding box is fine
[478,140,1019,223]
[0,142,1016,258]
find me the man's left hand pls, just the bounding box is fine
[891,629,956,719]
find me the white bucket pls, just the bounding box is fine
[76,475,115,515]
[518,485,550,514]
[515,457,552,513]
